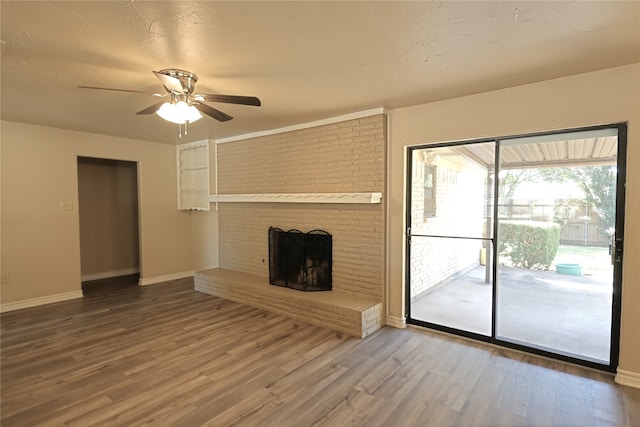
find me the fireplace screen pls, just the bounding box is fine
[268,227,332,291]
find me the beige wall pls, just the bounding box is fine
[387,64,640,374]
[0,121,193,304]
[215,115,386,300]
[78,157,139,278]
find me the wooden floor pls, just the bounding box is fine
[81,273,140,295]
[2,278,639,426]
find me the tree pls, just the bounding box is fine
[540,165,617,233]
[498,169,539,204]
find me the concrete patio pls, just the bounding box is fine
[410,265,613,363]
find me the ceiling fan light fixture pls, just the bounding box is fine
[156,101,203,124]
[80,68,260,127]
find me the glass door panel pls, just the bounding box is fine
[407,142,495,337]
[410,236,492,335]
[495,131,618,364]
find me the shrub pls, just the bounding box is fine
[498,220,560,270]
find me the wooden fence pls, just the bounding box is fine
[498,202,610,247]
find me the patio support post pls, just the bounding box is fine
[485,167,493,284]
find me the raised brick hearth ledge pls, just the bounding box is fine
[194,268,384,338]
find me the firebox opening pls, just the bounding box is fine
[268,227,332,292]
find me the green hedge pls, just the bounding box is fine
[498,220,560,270]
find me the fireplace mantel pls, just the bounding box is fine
[208,192,382,204]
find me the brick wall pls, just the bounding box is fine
[409,155,485,298]
[216,114,386,301]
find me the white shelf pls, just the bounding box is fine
[177,140,210,211]
[208,192,383,204]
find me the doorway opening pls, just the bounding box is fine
[77,157,140,295]
[406,124,626,372]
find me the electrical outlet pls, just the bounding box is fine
[60,200,73,211]
[1,275,10,286]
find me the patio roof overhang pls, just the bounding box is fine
[435,133,618,171]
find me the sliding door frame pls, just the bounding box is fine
[405,123,627,373]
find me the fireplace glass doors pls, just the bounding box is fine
[268,227,332,291]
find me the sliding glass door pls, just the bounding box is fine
[494,129,622,365]
[406,124,626,371]
[407,142,495,337]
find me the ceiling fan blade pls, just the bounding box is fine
[153,71,184,94]
[78,85,165,97]
[136,101,166,115]
[195,103,233,122]
[196,94,261,106]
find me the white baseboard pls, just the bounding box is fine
[615,369,640,389]
[1,290,84,313]
[386,315,407,328]
[139,271,194,286]
[81,268,140,282]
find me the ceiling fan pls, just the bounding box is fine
[79,69,261,134]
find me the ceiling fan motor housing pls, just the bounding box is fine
[158,69,198,95]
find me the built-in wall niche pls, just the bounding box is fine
[176,141,209,210]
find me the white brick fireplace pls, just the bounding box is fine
[195,112,387,338]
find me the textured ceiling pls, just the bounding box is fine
[1,1,639,145]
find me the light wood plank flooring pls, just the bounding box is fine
[2,278,639,426]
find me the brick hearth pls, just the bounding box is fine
[195,268,383,338]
